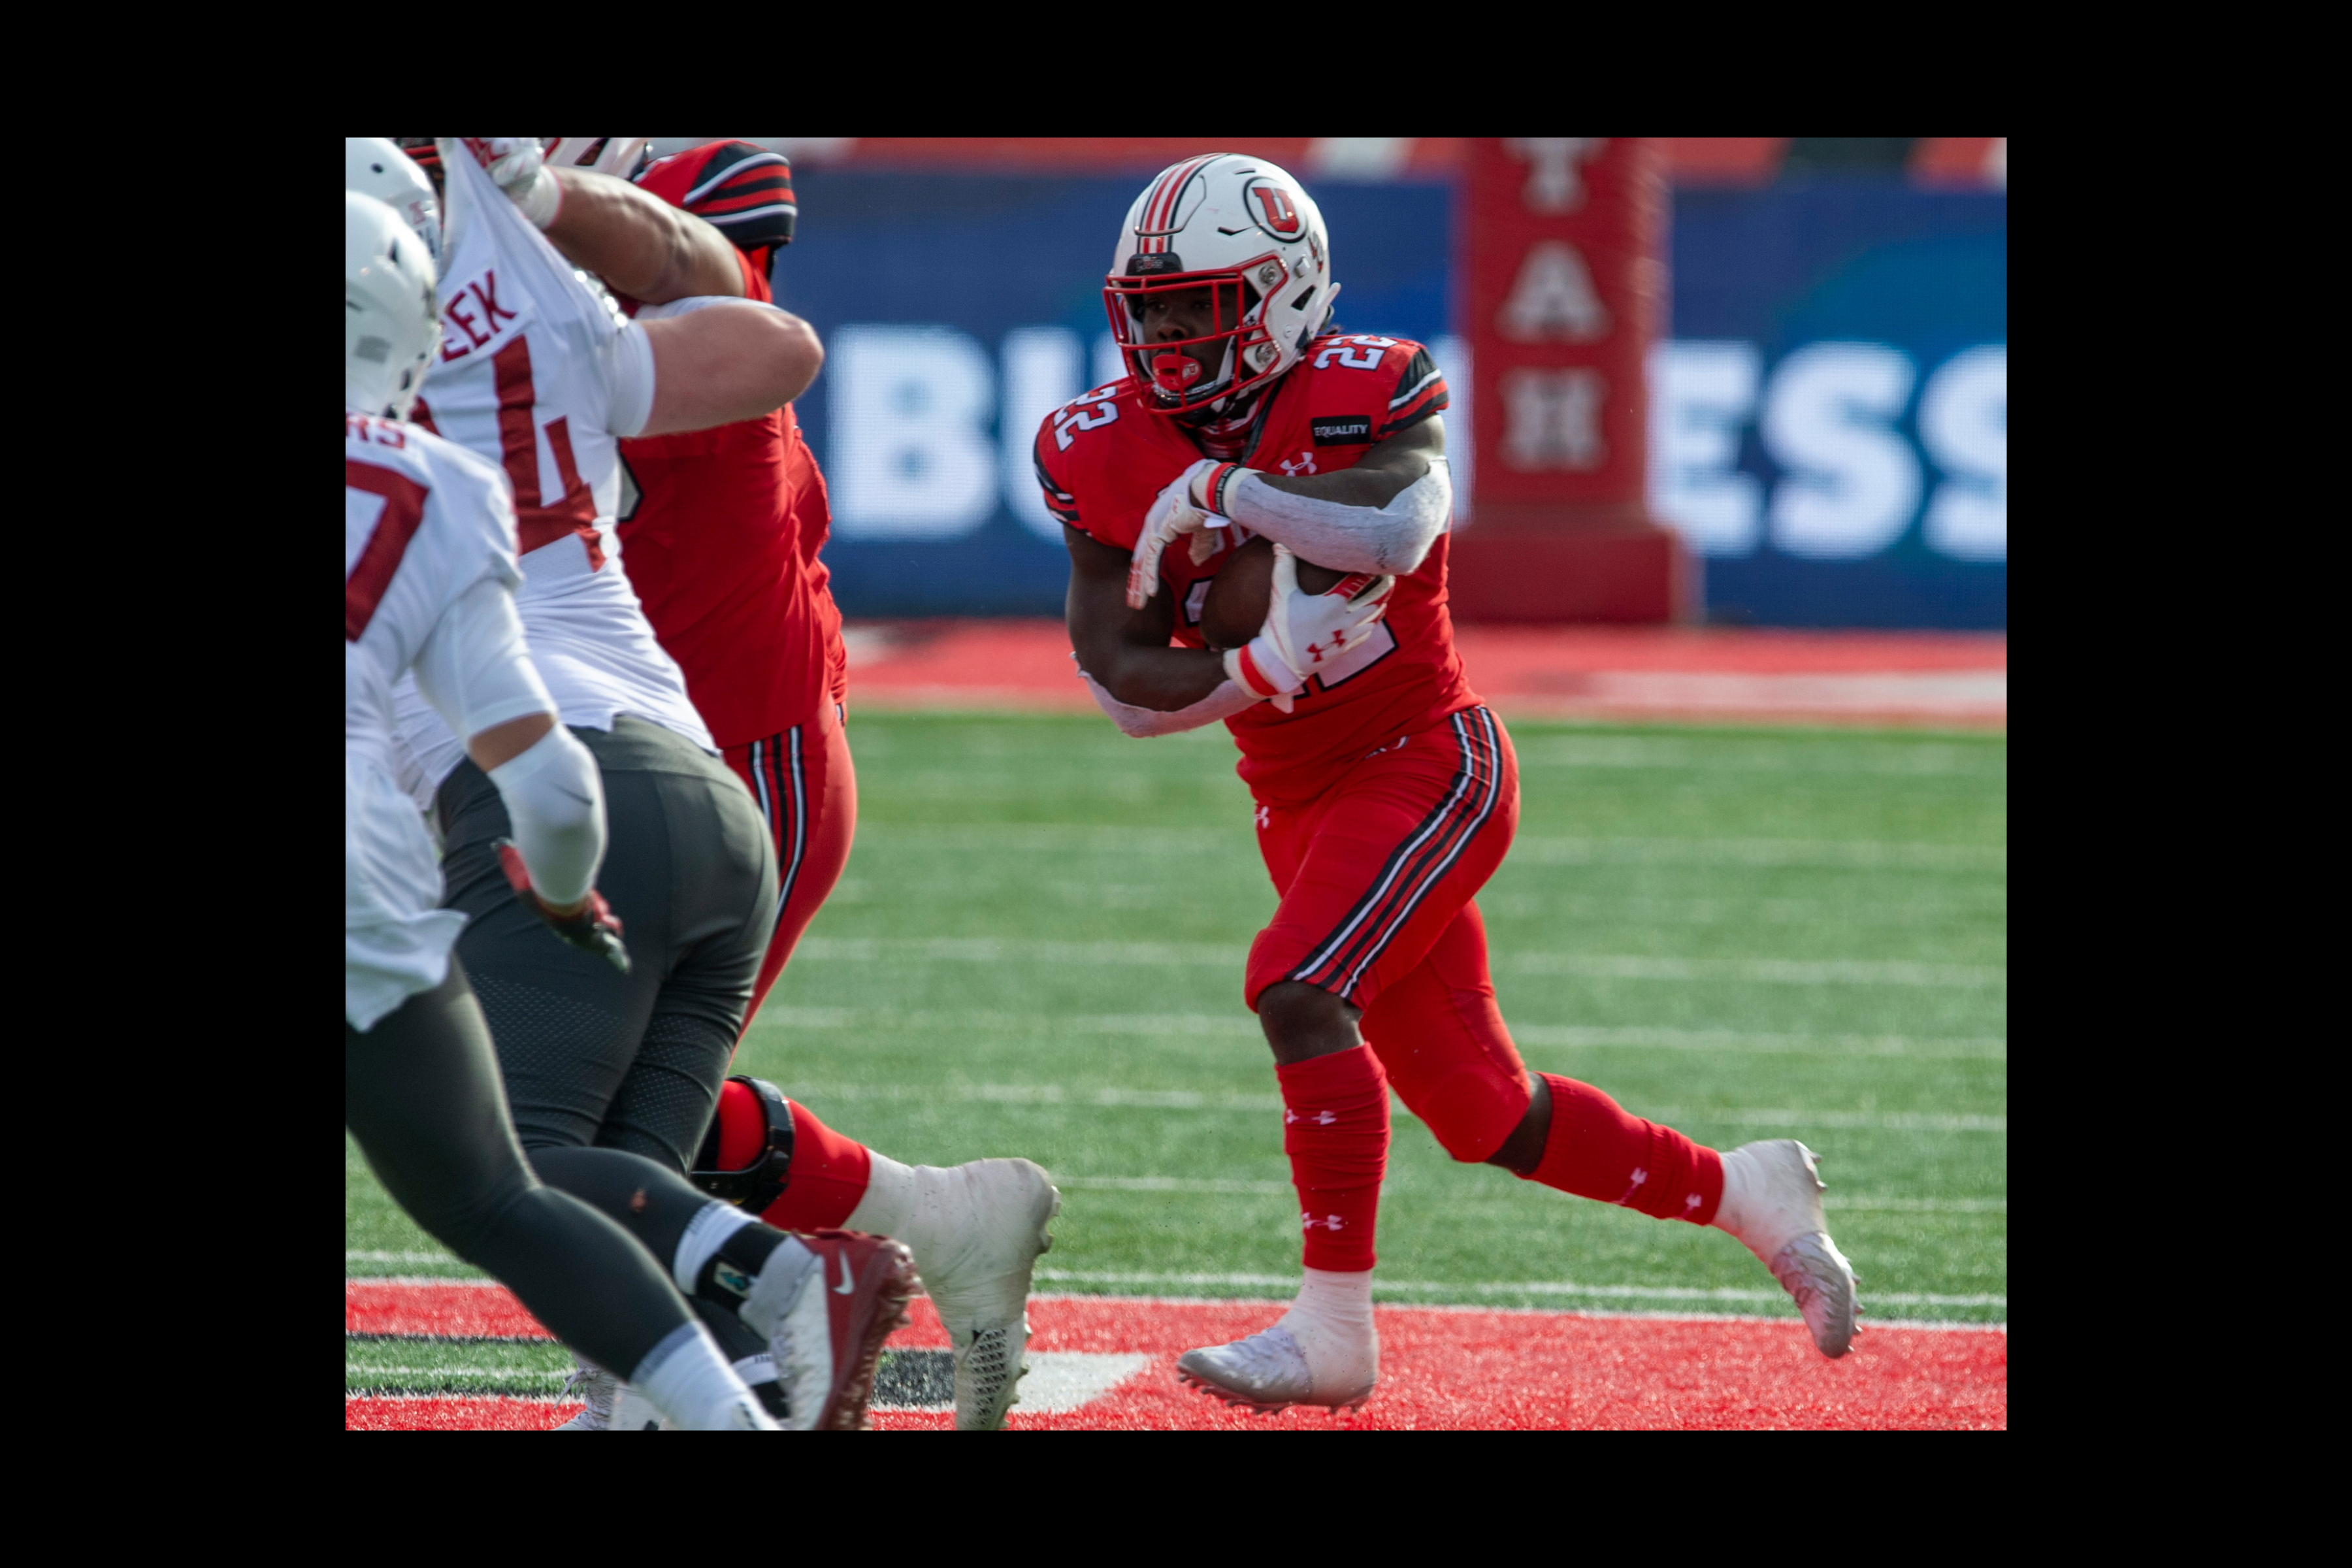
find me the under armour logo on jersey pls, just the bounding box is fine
[1254,804,1271,830]
[1284,1109,1338,1126]
[1301,1213,1347,1232]
[1279,451,1317,476]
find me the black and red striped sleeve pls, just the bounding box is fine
[1034,425,1083,530]
[634,141,797,253]
[1379,345,1448,439]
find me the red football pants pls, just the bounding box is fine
[1252,707,1721,1266]
[723,700,856,1033]
[1252,706,1531,1166]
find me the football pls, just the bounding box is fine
[1198,535,1346,650]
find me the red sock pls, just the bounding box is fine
[1524,1073,1723,1225]
[1278,1045,1390,1273]
[713,1082,874,1231]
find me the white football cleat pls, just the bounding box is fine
[549,1365,693,1432]
[885,1160,1062,1431]
[1715,1139,1859,1357]
[1177,1309,1378,1414]
[551,1363,619,1430]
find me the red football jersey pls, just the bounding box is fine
[613,142,845,749]
[1037,334,1475,805]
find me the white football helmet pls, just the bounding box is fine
[549,137,651,178]
[345,137,442,267]
[346,191,439,419]
[1105,153,1337,416]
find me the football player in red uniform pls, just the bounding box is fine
[1045,154,1860,1414]
[599,142,1060,1431]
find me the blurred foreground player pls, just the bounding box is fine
[344,191,772,1430]
[364,139,913,1428]
[601,140,1060,1431]
[1045,154,1860,1414]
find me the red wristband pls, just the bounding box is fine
[1197,463,1248,517]
[1230,642,1281,698]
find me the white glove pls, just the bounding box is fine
[463,137,563,229]
[1222,545,1394,714]
[1126,459,1224,609]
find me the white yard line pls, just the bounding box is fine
[1056,1175,1293,1194]
[346,1269,2003,1323]
[791,938,2004,988]
[756,1009,2007,1060]
[1512,1026,2007,1058]
[343,1391,572,1405]
[855,825,2005,873]
[742,1083,2006,1132]
[344,1184,1999,1273]
[1032,1269,2005,1309]
[344,1366,565,1380]
[1500,954,2005,987]
[1514,736,2006,777]
[1510,837,2004,871]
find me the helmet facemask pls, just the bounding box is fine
[1105,257,1290,415]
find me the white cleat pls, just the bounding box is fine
[1716,1139,1859,1357]
[1177,1311,1378,1415]
[552,1363,620,1430]
[891,1160,1062,1431]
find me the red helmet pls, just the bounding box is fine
[1105,154,1337,416]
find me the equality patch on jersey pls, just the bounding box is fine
[1312,416,1375,447]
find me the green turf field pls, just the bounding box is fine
[348,711,2006,1397]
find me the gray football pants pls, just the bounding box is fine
[436,715,777,1170]
[344,954,701,1380]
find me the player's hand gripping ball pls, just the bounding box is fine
[1199,534,1347,650]
[1126,459,1222,609]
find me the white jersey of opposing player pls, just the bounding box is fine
[393,137,712,803]
[346,415,553,1029]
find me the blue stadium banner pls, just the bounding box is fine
[1652,188,2006,628]
[774,172,2003,627]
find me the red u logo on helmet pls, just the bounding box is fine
[1249,184,1301,236]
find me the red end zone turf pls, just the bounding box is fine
[346,1281,2005,1430]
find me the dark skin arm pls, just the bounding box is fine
[1063,415,1442,711]
[1066,525,1228,711]
[542,168,745,304]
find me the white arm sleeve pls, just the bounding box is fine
[1078,662,1259,738]
[1224,457,1452,576]
[600,319,657,438]
[411,576,557,743]
[487,723,606,909]
[412,578,603,903]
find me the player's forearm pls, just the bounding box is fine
[1080,667,1256,736]
[543,169,744,304]
[1085,640,1231,711]
[639,305,825,434]
[1221,461,1452,576]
